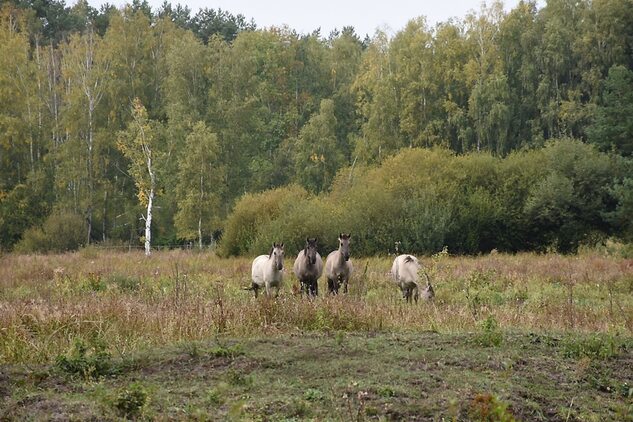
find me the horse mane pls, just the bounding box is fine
[404,255,415,264]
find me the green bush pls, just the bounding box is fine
[475,315,504,347]
[15,210,86,253]
[55,338,114,379]
[219,185,309,256]
[115,382,148,418]
[218,142,628,256]
[561,333,628,360]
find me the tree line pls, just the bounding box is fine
[0,0,632,254]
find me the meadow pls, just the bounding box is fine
[1,249,632,420]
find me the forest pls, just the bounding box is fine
[0,0,632,255]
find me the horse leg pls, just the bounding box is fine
[253,284,259,298]
[343,277,348,294]
[327,278,335,294]
[413,286,419,304]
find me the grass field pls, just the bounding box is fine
[1,249,632,420]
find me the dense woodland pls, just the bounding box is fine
[0,0,632,255]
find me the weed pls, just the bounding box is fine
[303,388,325,401]
[475,315,503,347]
[226,368,253,387]
[115,382,148,418]
[55,338,114,379]
[210,343,244,359]
[561,333,628,360]
[107,274,142,292]
[82,272,106,292]
[206,384,227,406]
[469,393,515,422]
[377,386,396,398]
[475,315,504,347]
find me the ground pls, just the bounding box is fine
[1,331,632,421]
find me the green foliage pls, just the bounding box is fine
[219,185,309,256]
[561,333,629,360]
[475,315,504,348]
[469,393,515,422]
[15,210,86,253]
[55,338,114,379]
[115,382,148,418]
[1,0,633,253]
[588,65,633,156]
[303,388,325,401]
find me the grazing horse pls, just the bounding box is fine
[293,238,323,296]
[325,233,353,294]
[391,254,434,303]
[248,243,285,297]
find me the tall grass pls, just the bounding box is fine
[1,250,632,364]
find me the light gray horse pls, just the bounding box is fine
[391,254,434,303]
[293,237,323,296]
[247,243,284,297]
[325,233,353,294]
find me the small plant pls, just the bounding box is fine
[469,393,515,422]
[377,386,396,398]
[55,338,114,379]
[226,368,253,387]
[561,333,627,360]
[206,385,227,406]
[107,274,142,292]
[82,272,106,292]
[475,315,504,347]
[115,382,148,418]
[303,388,325,401]
[210,343,244,359]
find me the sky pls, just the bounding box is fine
[86,0,542,38]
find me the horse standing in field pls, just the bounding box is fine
[325,233,353,294]
[293,237,323,296]
[248,243,285,298]
[391,254,434,303]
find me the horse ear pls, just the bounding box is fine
[306,237,309,244]
[347,233,351,239]
[280,243,284,249]
[339,233,343,239]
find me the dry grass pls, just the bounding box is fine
[1,249,632,364]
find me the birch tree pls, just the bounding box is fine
[60,27,109,243]
[117,98,163,255]
[174,121,224,249]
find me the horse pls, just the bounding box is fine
[325,233,353,294]
[293,237,323,296]
[391,254,434,303]
[247,243,285,297]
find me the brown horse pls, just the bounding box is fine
[293,237,323,296]
[325,233,353,294]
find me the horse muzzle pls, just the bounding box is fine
[344,254,350,261]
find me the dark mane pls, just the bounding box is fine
[404,255,415,263]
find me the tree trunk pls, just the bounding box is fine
[198,217,203,250]
[145,185,154,256]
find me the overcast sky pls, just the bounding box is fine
[87,0,542,38]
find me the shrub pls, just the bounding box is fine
[475,315,504,347]
[561,333,628,360]
[15,210,86,253]
[55,338,113,379]
[115,382,148,418]
[469,393,515,422]
[219,185,308,256]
